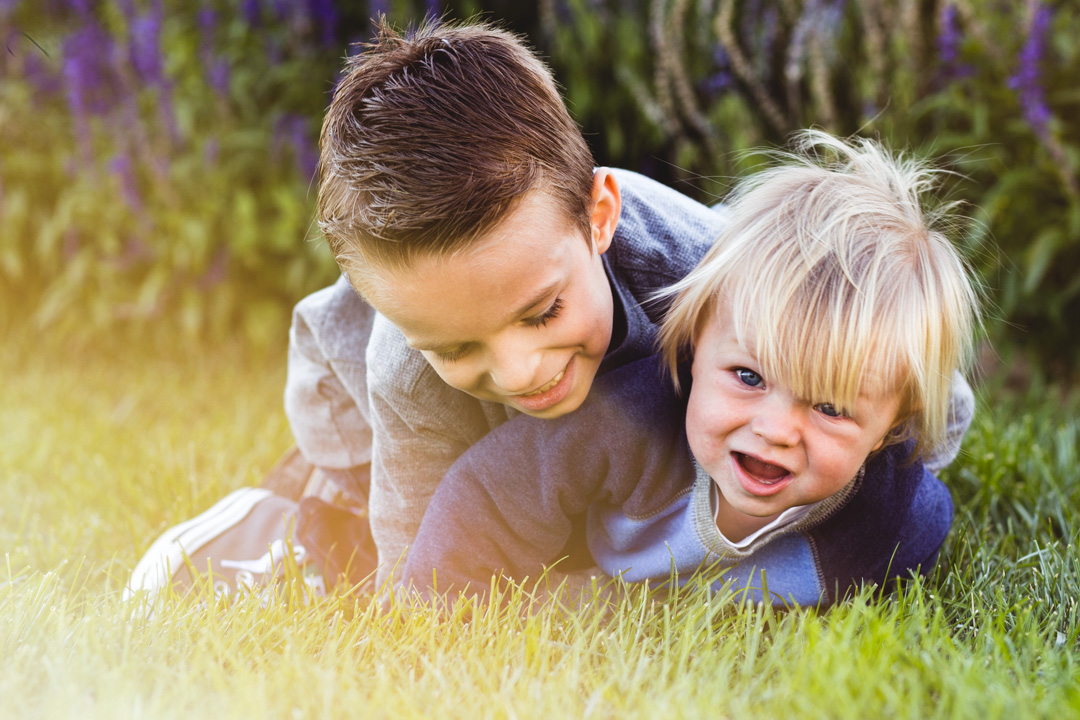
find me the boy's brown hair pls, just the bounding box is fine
[317,18,595,282]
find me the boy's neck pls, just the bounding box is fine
[714,494,781,543]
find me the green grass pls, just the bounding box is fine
[3,337,1079,719]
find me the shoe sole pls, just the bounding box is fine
[124,487,274,602]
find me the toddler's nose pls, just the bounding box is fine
[751,396,800,447]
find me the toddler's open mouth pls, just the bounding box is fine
[733,452,791,486]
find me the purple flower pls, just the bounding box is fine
[63,229,81,262]
[936,3,974,84]
[198,247,229,291]
[204,137,219,165]
[109,150,144,214]
[0,0,20,22]
[67,0,94,19]
[114,236,153,271]
[115,0,136,22]
[197,6,217,54]
[62,19,122,160]
[271,0,292,22]
[275,114,319,181]
[207,57,229,97]
[369,0,389,21]
[937,4,960,66]
[702,45,733,98]
[424,0,442,18]
[128,6,165,87]
[1008,4,1054,139]
[308,0,337,45]
[62,20,120,116]
[241,0,261,26]
[19,42,64,100]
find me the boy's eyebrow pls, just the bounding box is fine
[512,283,561,318]
[407,282,561,351]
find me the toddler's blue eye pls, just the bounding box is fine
[735,368,764,387]
[815,402,844,418]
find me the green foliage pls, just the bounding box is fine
[1,1,1077,369]
[537,0,1080,375]
[0,1,345,344]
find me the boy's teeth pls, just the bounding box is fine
[522,370,565,396]
[738,453,788,481]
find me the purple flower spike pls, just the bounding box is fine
[62,19,122,161]
[241,0,261,26]
[702,45,733,98]
[936,3,974,84]
[275,114,319,181]
[198,248,230,291]
[204,137,220,166]
[1008,4,1054,139]
[129,8,165,87]
[938,5,960,65]
[208,57,230,98]
[198,6,217,43]
[67,0,94,19]
[109,151,144,215]
[63,229,81,262]
[62,21,119,115]
[308,0,338,45]
[425,0,442,18]
[116,0,136,22]
[369,0,389,21]
[24,50,64,101]
[1,0,21,21]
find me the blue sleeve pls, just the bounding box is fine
[400,357,694,596]
[608,169,730,324]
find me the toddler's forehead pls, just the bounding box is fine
[715,298,906,403]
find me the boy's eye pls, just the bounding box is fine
[735,368,764,387]
[815,402,847,418]
[433,345,470,363]
[524,297,564,329]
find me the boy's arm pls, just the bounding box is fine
[365,314,508,582]
[284,276,374,472]
[399,357,694,597]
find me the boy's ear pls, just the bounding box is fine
[589,168,621,255]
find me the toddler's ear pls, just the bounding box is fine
[589,168,621,254]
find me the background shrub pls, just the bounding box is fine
[1,0,1076,376]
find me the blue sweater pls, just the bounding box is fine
[401,356,954,607]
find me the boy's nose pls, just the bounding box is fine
[486,338,542,394]
[750,396,801,447]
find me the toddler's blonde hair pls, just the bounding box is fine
[658,130,980,459]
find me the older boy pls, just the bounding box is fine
[286,18,730,585]
[126,18,728,600]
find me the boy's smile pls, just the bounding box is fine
[360,174,621,419]
[686,302,903,541]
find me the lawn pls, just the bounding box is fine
[2,335,1079,719]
